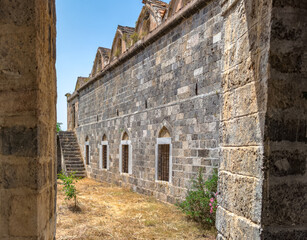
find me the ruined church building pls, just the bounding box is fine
[66,0,222,203]
[64,0,307,239]
[1,0,305,239]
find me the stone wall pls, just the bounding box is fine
[67,0,307,238]
[0,0,57,239]
[217,0,271,238]
[68,0,222,203]
[217,0,307,239]
[262,0,307,238]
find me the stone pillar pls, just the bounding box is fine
[0,0,57,239]
[217,0,307,239]
[217,0,271,238]
[262,1,307,238]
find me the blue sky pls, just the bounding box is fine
[56,0,144,130]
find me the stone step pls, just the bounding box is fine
[63,152,80,156]
[63,153,80,158]
[64,157,82,161]
[60,143,79,146]
[60,139,78,142]
[66,164,85,168]
[62,148,80,152]
[65,162,84,166]
[66,167,85,171]
[59,131,86,178]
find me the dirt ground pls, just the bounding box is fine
[56,178,216,240]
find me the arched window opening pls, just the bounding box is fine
[85,136,90,165]
[122,132,129,140]
[100,134,109,170]
[159,126,171,138]
[120,131,132,174]
[115,39,122,57]
[156,126,172,182]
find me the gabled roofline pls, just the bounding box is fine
[68,0,213,102]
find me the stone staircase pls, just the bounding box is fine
[58,131,86,178]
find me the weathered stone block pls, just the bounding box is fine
[220,146,263,178]
[221,114,263,146]
[216,206,261,240]
[262,182,307,226]
[269,149,306,176]
[0,126,37,157]
[9,194,37,237]
[218,170,262,223]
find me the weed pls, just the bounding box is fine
[177,168,218,227]
[58,171,79,210]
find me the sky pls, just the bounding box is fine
[56,0,145,130]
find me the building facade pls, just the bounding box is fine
[66,0,307,239]
[67,0,222,204]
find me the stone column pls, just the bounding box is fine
[0,0,57,239]
[217,0,307,239]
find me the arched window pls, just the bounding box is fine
[119,131,132,174]
[155,127,172,182]
[99,134,109,170]
[84,136,90,165]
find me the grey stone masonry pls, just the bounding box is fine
[67,0,223,204]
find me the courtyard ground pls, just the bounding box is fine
[56,178,216,240]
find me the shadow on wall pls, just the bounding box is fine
[218,0,307,238]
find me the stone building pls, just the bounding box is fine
[65,0,307,239]
[66,0,222,203]
[0,0,305,239]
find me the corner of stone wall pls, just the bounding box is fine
[217,0,272,238]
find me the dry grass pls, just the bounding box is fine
[56,178,216,240]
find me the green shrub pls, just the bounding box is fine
[56,122,63,133]
[177,168,218,226]
[58,171,79,209]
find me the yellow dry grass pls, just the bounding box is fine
[56,178,216,240]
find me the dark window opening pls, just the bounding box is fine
[86,145,90,165]
[158,144,170,181]
[72,104,76,128]
[145,100,148,109]
[195,83,198,96]
[102,145,107,169]
[116,109,119,116]
[97,115,99,122]
[122,145,129,173]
